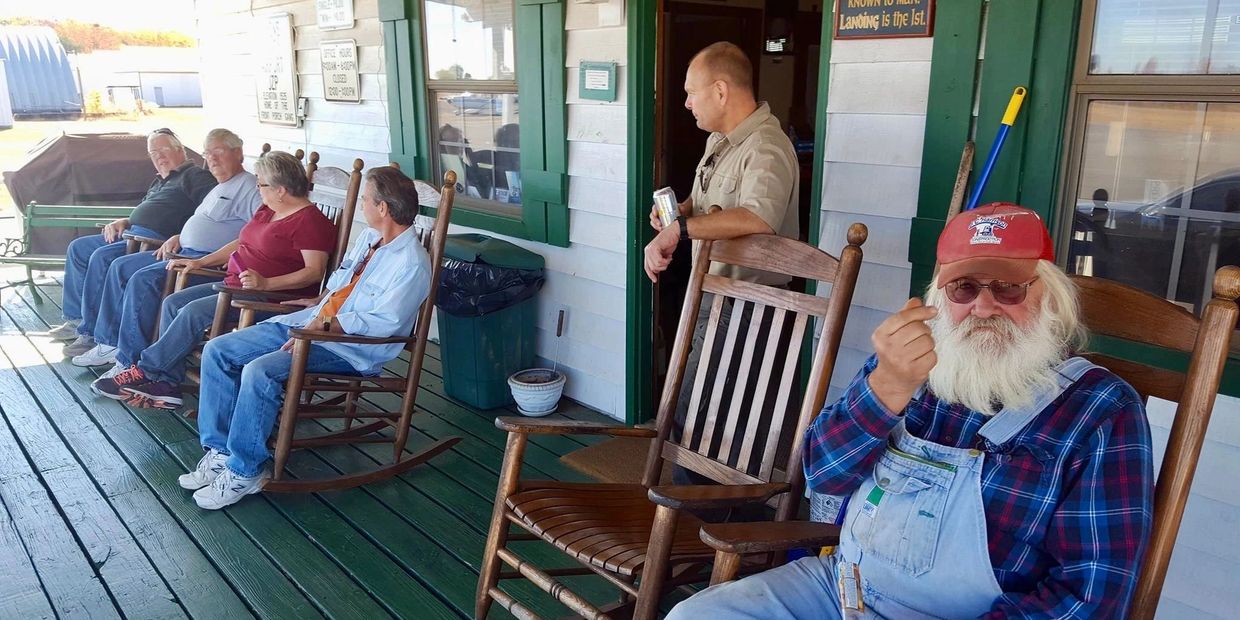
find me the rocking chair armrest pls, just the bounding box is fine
[230,299,299,315]
[286,327,416,346]
[494,417,659,438]
[174,266,228,279]
[209,283,302,301]
[647,482,790,511]
[121,231,164,248]
[699,521,841,555]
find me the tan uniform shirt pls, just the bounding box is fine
[689,102,800,285]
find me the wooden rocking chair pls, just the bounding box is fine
[160,157,363,396]
[698,265,1240,620]
[258,170,461,492]
[475,224,868,619]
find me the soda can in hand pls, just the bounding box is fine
[653,187,679,228]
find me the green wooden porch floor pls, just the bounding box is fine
[0,271,662,619]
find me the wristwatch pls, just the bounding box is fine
[677,215,690,242]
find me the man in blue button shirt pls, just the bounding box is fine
[177,166,432,510]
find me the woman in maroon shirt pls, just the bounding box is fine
[92,150,338,409]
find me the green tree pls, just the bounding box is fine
[434,64,467,80]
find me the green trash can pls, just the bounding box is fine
[436,234,545,409]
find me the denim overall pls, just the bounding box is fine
[836,357,1099,619]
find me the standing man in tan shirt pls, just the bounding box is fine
[645,41,800,490]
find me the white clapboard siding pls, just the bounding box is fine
[435,6,632,419]
[824,114,927,167]
[567,177,627,219]
[568,104,628,144]
[821,161,922,220]
[826,62,932,115]
[829,38,935,64]
[196,0,389,224]
[820,211,911,269]
[565,27,627,67]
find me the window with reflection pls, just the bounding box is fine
[1067,101,1240,314]
[424,0,522,214]
[1090,0,1240,74]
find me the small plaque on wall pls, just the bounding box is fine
[317,0,354,31]
[834,0,934,40]
[321,40,360,103]
[579,61,617,102]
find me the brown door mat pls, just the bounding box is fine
[560,436,673,485]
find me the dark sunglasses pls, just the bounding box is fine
[151,127,178,137]
[945,276,1039,305]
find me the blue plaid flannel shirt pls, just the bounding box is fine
[804,355,1154,619]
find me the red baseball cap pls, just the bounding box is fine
[936,203,1054,287]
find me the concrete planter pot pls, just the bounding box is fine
[507,368,567,417]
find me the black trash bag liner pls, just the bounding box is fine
[436,258,545,317]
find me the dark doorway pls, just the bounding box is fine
[650,1,825,412]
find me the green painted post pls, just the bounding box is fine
[625,0,657,425]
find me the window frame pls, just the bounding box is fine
[380,0,569,246]
[1055,0,1240,393]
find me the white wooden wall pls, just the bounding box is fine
[193,0,389,177]
[447,1,630,419]
[815,37,933,401]
[814,33,1240,620]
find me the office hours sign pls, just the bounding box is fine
[320,40,360,103]
[255,14,298,126]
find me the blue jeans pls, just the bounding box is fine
[109,249,210,364]
[131,283,241,380]
[667,554,850,620]
[92,248,209,347]
[197,322,357,477]
[62,225,165,325]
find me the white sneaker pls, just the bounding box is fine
[72,344,118,367]
[62,334,96,357]
[178,449,229,490]
[193,466,269,510]
[48,320,81,341]
[100,363,124,380]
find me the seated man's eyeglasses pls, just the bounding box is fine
[945,276,1039,305]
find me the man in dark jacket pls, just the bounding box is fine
[51,128,216,357]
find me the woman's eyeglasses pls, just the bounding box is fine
[945,277,1039,305]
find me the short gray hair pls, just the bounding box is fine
[204,128,243,150]
[254,151,310,198]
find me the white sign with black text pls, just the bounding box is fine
[316,0,354,31]
[320,39,361,103]
[255,14,298,126]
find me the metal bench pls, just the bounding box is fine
[0,202,135,301]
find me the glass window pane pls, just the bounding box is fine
[424,0,516,82]
[433,92,521,207]
[1090,0,1240,74]
[1068,100,1240,315]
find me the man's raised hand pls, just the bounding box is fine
[867,297,939,414]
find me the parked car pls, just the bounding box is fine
[445,93,516,116]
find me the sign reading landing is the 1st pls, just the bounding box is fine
[835,0,934,40]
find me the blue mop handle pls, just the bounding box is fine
[965,87,1027,211]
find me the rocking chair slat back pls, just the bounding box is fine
[645,224,870,522]
[1069,267,1240,619]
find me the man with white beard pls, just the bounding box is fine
[669,203,1153,619]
